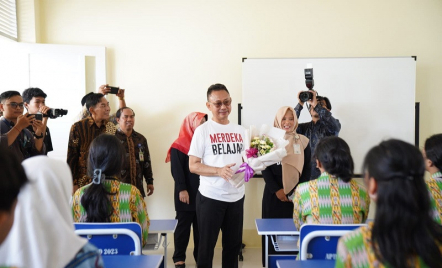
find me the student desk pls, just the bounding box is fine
[148,219,178,268]
[255,218,299,268]
[102,254,163,268]
[277,260,335,268]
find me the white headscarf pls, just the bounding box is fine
[0,156,87,268]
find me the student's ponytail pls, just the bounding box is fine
[80,134,125,222]
[314,137,354,182]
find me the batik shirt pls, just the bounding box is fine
[426,172,442,225]
[295,104,341,180]
[115,129,154,197]
[335,222,441,268]
[71,179,150,247]
[67,117,116,187]
[293,172,370,230]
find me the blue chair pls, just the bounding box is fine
[299,224,365,260]
[74,222,142,255]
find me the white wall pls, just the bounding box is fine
[12,0,442,247]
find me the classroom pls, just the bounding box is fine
[1,1,442,267]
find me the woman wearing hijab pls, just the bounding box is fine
[166,112,207,268]
[72,134,149,247]
[0,156,103,268]
[261,106,311,266]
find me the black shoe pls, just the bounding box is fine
[175,264,185,268]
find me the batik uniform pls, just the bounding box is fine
[293,172,370,230]
[72,179,150,246]
[426,171,442,224]
[335,222,442,268]
[67,117,116,187]
[115,129,154,197]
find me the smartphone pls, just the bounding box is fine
[108,86,120,94]
[28,114,43,121]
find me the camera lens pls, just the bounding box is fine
[299,91,313,102]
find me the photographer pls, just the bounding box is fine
[0,91,46,162]
[295,90,341,180]
[77,84,126,130]
[22,87,53,154]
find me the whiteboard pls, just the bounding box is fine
[241,57,416,173]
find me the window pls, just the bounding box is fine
[0,0,17,40]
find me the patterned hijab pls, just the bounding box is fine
[165,112,207,162]
[274,106,309,194]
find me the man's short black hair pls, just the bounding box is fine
[81,92,94,107]
[317,96,332,110]
[0,147,28,211]
[207,84,229,101]
[85,93,105,115]
[0,91,21,103]
[116,107,135,118]
[22,88,47,104]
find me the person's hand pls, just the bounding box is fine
[32,119,44,136]
[116,89,125,99]
[98,84,110,95]
[39,105,51,115]
[16,113,32,130]
[217,163,236,181]
[179,190,190,204]
[275,189,289,202]
[297,91,305,106]
[307,90,318,108]
[146,184,154,196]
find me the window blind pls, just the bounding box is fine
[0,0,17,40]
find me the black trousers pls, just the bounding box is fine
[173,211,199,263]
[196,191,244,268]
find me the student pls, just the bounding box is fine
[336,139,442,268]
[423,133,442,224]
[166,112,207,268]
[261,106,310,266]
[189,83,245,268]
[0,156,104,268]
[71,134,150,247]
[293,136,369,230]
[0,147,28,246]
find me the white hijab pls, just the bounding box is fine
[0,156,87,268]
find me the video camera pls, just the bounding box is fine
[299,64,316,103]
[43,108,68,119]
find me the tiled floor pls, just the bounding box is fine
[144,246,262,268]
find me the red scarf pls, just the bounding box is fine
[165,112,207,163]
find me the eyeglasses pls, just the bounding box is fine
[6,102,24,109]
[209,99,232,108]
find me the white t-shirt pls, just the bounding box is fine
[188,119,245,202]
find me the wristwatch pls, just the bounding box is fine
[34,132,44,139]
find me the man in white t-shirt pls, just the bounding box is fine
[188,84,245,268]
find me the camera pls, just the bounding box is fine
[28,113,43,121]
[107,86,120,94]
[299,66,315,103]
[44,109,68,119]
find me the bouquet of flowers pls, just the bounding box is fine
[229,125,289,188]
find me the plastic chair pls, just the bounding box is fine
[74,222,142,255]
[299,224,365,260]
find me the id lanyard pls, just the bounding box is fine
[138,144,144,162]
